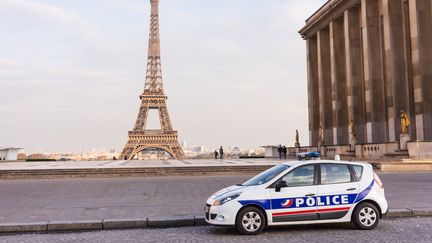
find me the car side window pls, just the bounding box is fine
[352,165,364,180]
[321,164,352,185]
[281,165,315,187]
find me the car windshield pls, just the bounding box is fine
[242,164,290,186]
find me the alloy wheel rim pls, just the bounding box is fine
[359,207,377,227]
[242,211,262,232]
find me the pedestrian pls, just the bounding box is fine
[219,146,224,160]
[278,145,283,160]
[283,146,287,159]
[214,150,218,159]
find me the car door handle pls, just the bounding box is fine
[346,188,357,191]
[305,193,315,197]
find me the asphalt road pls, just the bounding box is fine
[0,173,431,223]
[1,217,431,242]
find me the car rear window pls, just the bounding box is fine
[321,164,351,185]
[352,165,364,180]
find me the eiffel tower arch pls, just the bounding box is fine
[120,0,185,160]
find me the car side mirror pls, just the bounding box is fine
[275,180,287,192]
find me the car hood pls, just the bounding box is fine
[206,184,250,205]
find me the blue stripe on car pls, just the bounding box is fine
[354,180,374,203]
[237,181,374,210]
[270,194,357,209]
[238,199,272,210]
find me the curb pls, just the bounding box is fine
[0,216,208,235]
[387,208,432,218]
[48,220,102,232]
[387,208,413,217]
[1,209,431,235]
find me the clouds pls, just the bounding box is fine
[0,58,19,68]
[280,0,326,27]
[0,0,127,57]
[0,0,326,153]
[0,0,76,20]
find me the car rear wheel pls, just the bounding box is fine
[352,202,380,230]
[236,206,265,235]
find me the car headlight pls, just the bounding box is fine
[213,192,241,206]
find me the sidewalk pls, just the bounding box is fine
[0,159,280,179]
[0,173,431,233]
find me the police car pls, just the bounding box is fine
[205,160,388,234]
[297,151,321,160]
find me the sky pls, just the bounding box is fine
[0,0,326,153]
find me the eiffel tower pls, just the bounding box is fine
[120,0,185,160]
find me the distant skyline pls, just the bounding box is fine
[0,0,326,153]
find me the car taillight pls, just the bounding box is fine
[374,172,384,188]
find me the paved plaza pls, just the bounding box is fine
[0,159,283,179]
[0,159,279,170]
[2,159,430,180]
[0,173,431,224]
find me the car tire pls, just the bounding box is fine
[352,202,380,230]
[236,206,265,235]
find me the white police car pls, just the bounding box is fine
[205,160,388,234]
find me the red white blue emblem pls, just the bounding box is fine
[281,199,293,208]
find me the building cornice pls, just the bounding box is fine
[299,0,360,39]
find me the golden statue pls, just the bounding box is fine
[400,110,410,134]
[318,125,324,142]
[349,119,356,138]
[295,130,300,144]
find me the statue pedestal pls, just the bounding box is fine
[400,134,410,150]
[350,137,357,152]
[318,141,325,158]
[295,143,301,154]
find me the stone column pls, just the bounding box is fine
[330,18,348,145]
[382,0,409,143]
[361,0,387,144]
[345,6,366,144]
[401,0,417,140]
[307,37,320,147]
[317,28,334,145]
[408,0,432,141]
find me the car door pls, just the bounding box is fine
[269,164,318,224]
[316,163,360,220]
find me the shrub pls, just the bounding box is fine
[26,159,57,162]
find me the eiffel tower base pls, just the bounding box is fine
[120,131,185,160]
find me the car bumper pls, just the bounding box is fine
[204,201,241,226]
[381,203,389,218]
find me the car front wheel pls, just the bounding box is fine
[236,206,265,235]
[352,202,380,230]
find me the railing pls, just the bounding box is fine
[129,130,178,135]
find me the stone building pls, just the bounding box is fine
[0,148,22,161]
[299,0,432,159]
